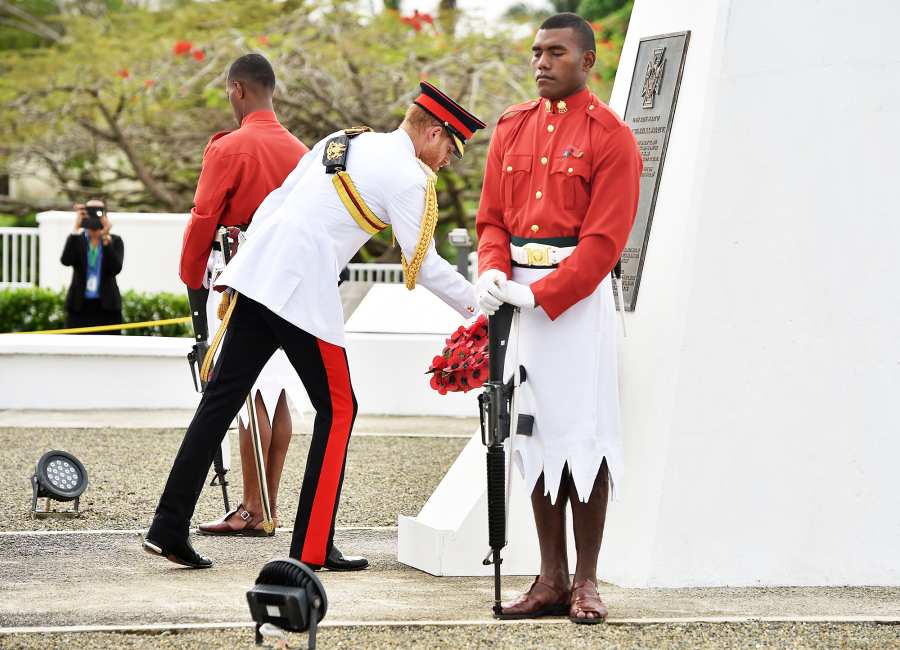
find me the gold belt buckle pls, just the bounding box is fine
[524,244,551,266]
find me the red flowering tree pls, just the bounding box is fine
[0,0,631,258]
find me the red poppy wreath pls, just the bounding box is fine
[426,313,489,394]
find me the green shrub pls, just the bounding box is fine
[120,290,191,337]
[0,287,191,337]
[0,287,66,333]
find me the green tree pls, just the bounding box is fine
[0,1,537,261]
[577,0,629,21]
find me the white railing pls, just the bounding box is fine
[0,227,39,288]
[346,262,404,283]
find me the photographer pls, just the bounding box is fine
[60,199,125,333]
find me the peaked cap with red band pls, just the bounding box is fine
[414,81,486,158]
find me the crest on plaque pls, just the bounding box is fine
[641,46,667,109]
[326,140,348,161]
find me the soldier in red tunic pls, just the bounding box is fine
[476,13,642,622]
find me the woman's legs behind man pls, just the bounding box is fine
[198,389,293,535]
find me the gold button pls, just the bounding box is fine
[531,224,540,233]
[540,156,548,165]
[589,104,595,110]
[547,124,555,133]
[506,165,513,172]
[567,167,573,173]
[535,190,543,200]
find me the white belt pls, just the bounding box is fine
[510,242,575,267]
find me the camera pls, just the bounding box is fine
[81,205,104,231]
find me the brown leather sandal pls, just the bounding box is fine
[569,578,608,624]
[196,504,273,537]
[495,577,571,620]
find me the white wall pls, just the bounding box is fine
[0,286,478,417]
[0,335,201,410]
[37,211,188,295]
[601,0,900,586]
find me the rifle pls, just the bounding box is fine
[213,226,275,535]
[478,303,528,617]
[186,257,230,513]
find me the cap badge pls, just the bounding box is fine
[557,100,567,114]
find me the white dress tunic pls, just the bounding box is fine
[216,129,475,345]
[506,268,623,504]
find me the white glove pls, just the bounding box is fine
[497,279,536,310]
[475,269,506,316]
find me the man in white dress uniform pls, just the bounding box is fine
[142,82,485,570]
[475,13,642,622]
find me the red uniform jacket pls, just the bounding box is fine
[476,87,642,320]
[180,110,309,288]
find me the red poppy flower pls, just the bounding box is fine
[143,79,156,88]
[192,49,205,61]
[173,40,192,56]
[429,315,495,394]
[115,68,130,79]
[257,35,270,46]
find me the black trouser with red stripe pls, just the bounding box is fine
[148,295,357,566]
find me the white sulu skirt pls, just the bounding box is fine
[205,254,306,429]
[504,267,623,504]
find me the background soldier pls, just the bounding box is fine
[143,82,484,570]
[178,54,313,543]
[475,13,642,623]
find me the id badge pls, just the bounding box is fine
[86,275,98,294]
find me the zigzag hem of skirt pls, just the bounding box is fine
[510,438,622,505]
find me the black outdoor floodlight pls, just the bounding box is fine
[246,558,328,649]
[31,450,88,518]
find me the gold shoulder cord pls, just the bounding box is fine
[200,291,238,383]
[401,160,439,290]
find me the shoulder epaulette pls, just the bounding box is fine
[322,126,372,174]
[585,96,626,131]
[498,99,541,123]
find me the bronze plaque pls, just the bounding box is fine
[621,31,690,311]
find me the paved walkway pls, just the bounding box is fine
[1,412,898,648]
[2,527,898,631]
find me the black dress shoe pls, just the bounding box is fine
[323,545,369,571]
[141,534,213,569]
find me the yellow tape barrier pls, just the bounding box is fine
[3,316,191,335]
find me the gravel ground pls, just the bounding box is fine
[0,427,467,531]
[2,623,898,649]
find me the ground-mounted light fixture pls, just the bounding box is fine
[30,450,88,518]
[246,558,327,648]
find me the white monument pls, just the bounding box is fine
[399,0,900,586]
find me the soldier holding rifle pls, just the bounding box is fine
[476,13,642,623]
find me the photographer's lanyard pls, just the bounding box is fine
[85,235,102,298]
